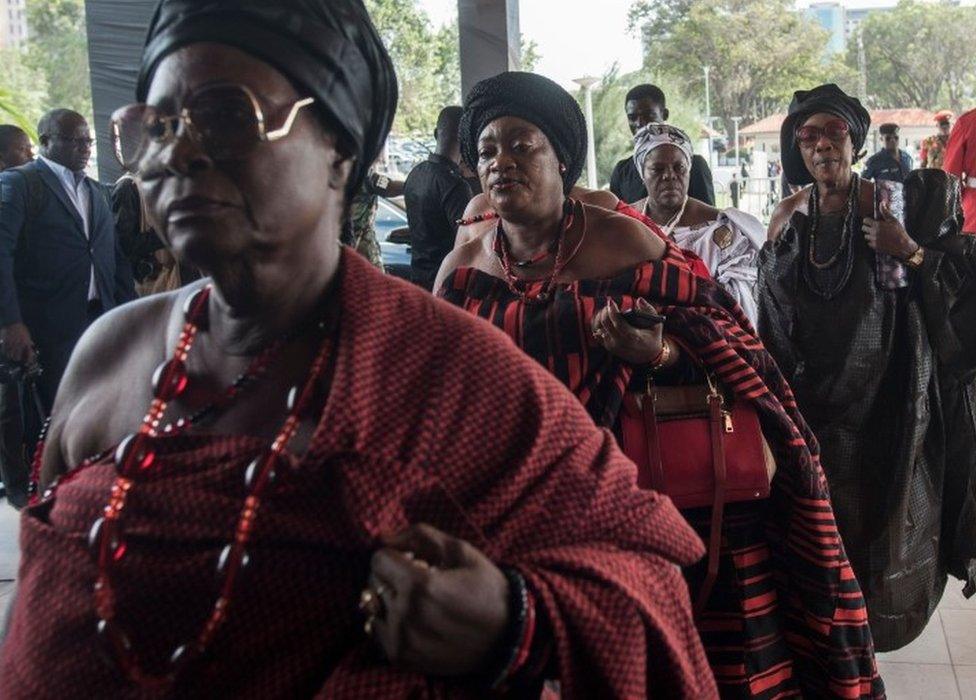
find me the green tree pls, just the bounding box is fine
[848,0,976,111]
[629,0,847,137]
[0,49,48,138]
[367,0,539,137]
[24,0,92,123]
[367,0,448,136]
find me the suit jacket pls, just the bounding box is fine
[0,159,135,351]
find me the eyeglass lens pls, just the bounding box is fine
[112,84,262,172]
[796,121,849,144]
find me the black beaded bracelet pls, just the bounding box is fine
[485,568,531,690]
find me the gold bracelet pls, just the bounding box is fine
[650,337,672,371]
[904,245,925,269]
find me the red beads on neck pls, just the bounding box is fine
[114,434,156,475]
[152,359,189,402]
[78,283,339,688]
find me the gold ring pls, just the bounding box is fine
[358,585,387,619]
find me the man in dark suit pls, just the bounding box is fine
[0,109,135,415]
[609,84,715,206]
[0,125,35,508]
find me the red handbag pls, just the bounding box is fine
[620,375,773,614]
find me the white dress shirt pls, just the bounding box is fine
[38,155,99,301]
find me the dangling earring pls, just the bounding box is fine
[559,163,567,174]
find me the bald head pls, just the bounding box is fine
[38,109,92,172]
[434,105,463,161]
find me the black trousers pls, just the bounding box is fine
[0,381,28,508]
[34,299,103,412]
[2,299,106,507]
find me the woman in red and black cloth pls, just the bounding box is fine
[436,70,885,699]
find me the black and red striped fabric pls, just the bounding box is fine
[1,250,718,698]
[438,246,886,699]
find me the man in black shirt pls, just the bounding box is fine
[862,123,913,184]
[609,84,715,205]
[405,106,473,290]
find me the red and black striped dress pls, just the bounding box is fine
[438,245,885,699]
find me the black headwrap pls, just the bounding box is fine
[460,72,587,194]
[136,0,398,196]
[780,83,870,187]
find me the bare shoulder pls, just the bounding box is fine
[455,218,494,249]
[685,197,721,223]
[575,187,620,211]
[434,236,488,293]
[461,192,491,221]
[454,193,494,249]
[768,188,809,241]
[584,203,666,262]
[64,291,186,385]
[41,285,199,484]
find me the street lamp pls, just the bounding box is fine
[703,66,712,127]
[574,76,600,188]
[703,66,713,168]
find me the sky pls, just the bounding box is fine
[420,0,644,89]
[417,0,972,89]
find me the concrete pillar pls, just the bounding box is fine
[458,0,520,100]
[85,0,158,182]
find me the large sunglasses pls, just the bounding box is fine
[795,119,850,145]
[110,82,315,173]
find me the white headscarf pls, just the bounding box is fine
[633,123,694,173]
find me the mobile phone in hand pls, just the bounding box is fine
[620,308,666,329]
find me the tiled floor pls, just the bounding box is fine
[0,500,972,697]
[875,582,976,699]
[0,502,20,633]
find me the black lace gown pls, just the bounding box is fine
[758,170,976,651]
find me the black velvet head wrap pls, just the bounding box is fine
[136,0,398,196]
[460,72,587,193]
[780,83,870,186]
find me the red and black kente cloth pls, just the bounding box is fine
[438,232,886,698]
[0,249,718,699]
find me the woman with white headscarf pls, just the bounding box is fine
[632,124,765,324]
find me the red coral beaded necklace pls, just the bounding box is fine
[492,198,587,304]
[34,284,338,688]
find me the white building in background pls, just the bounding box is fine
[741,108,939,165]
[803,0,973,52]
[0,0,28,49]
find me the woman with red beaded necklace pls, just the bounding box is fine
[436,71,885,698]
[0,1,725,698]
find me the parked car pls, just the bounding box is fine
[376,196,411,280]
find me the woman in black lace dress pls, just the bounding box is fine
[759,83,976,651]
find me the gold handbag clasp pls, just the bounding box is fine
[705,373,734,433]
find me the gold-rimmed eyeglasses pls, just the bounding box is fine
[110,82,315,173]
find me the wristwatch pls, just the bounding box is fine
[904,245,925,269]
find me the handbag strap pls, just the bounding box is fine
[694,390,727,617]
[641,378,666,492]
[642,375,728,617]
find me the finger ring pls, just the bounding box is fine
[358,585,387,619]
